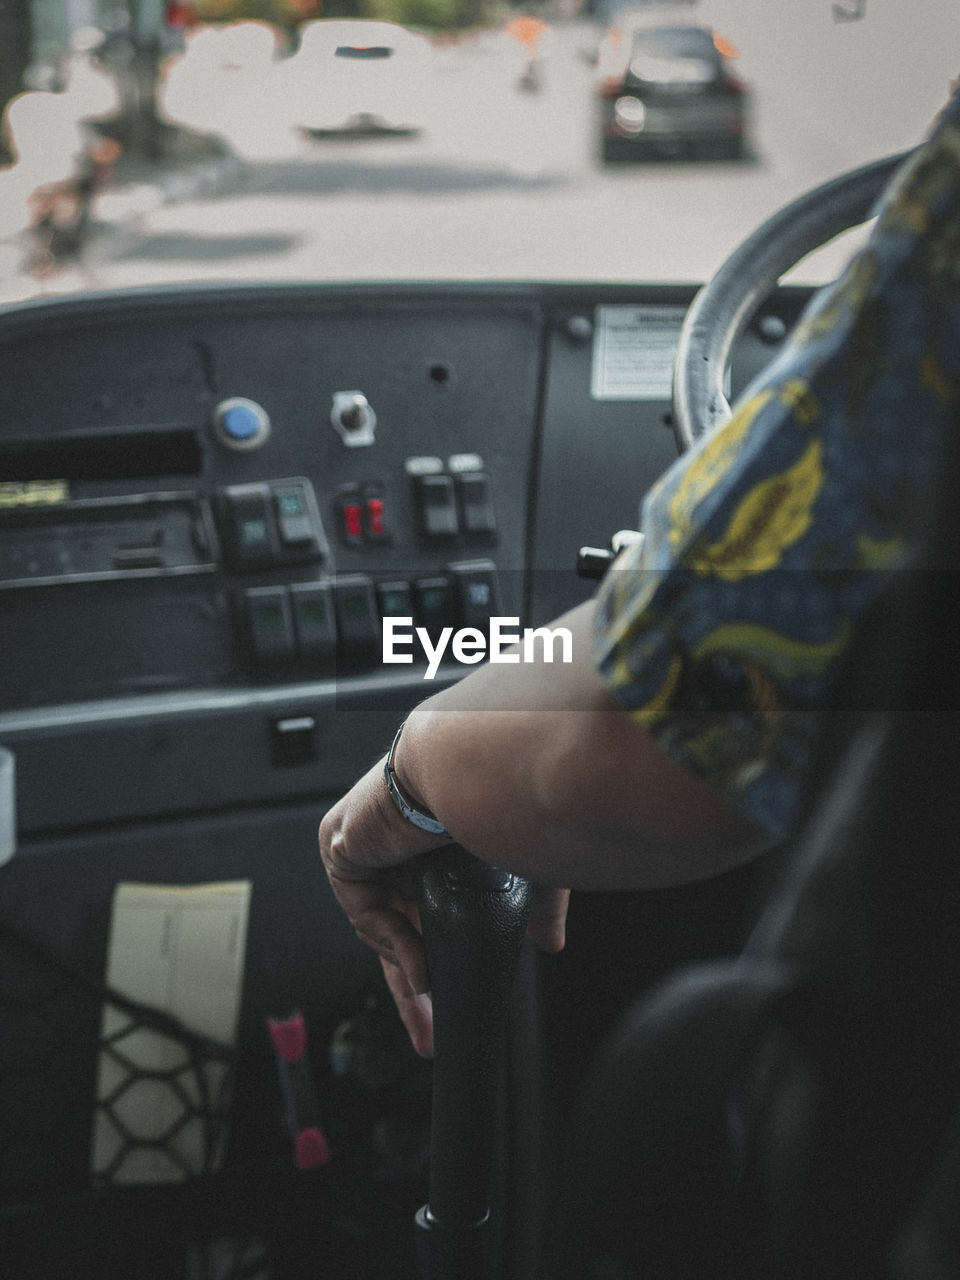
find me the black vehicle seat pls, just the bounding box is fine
[540,421,960,1280]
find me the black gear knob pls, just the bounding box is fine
[414,846,531,1279]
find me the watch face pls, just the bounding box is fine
[384,731,449,837]
[385,765,447,836]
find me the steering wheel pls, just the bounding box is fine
[671,150,912,451]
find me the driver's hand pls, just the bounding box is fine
[318,754,569,1057]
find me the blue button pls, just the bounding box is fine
[222,404,262,441]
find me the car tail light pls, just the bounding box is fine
[613,96,646,134]
[597,75,625,98]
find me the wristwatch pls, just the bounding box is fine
[383,722,450,837]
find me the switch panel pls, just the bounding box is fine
[217,479,328,569]
[407,456,497,548]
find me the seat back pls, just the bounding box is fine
[543,422,960,1279]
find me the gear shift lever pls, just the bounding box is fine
[414,845,531,1280]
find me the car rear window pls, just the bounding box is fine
[631,26,719,60]
[626,25,722,86]
[334,45,394,58]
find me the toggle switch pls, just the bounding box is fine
[331,391,376,447]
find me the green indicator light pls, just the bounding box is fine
[380,591,407,615]
[276,493,304,516]
[241,518,268,546]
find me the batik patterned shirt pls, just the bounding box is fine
[594,89,960,840]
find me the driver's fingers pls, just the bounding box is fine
[332,875,430,994]
[352,904,429,994]
[525,885,570,953]
[380,955,434,1058]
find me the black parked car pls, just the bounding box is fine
[596,21,749,161]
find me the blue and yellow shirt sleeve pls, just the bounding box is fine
[594,89,960,841]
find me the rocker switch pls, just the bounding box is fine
[273,485,315,547]
[456,472,497,538]
[415,474,459,540]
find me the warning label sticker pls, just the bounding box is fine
[590,304,687,401]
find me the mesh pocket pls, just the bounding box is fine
[0,917,232,1199]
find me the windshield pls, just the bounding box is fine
[0,0,956,306]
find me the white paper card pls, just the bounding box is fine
[591,304,688,401]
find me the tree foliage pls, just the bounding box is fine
[193,0,493,29]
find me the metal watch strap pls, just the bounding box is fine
[383,722,450,837]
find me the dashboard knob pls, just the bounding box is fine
[564,313,594,343]
[211,397,271,451]
[331,391,377,447]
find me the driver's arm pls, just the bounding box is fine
[367,599,769,890]
[318,597,769,1057]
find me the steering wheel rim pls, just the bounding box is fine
[671,150,912,451]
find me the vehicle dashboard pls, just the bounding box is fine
[0,279,809,1278]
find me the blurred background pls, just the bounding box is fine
[1,0,958,303]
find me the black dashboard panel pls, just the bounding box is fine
[0,281,808,1279]
[0,281,807,830]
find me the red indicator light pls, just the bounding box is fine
[366,497,385,537]
[343,504,363,538]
